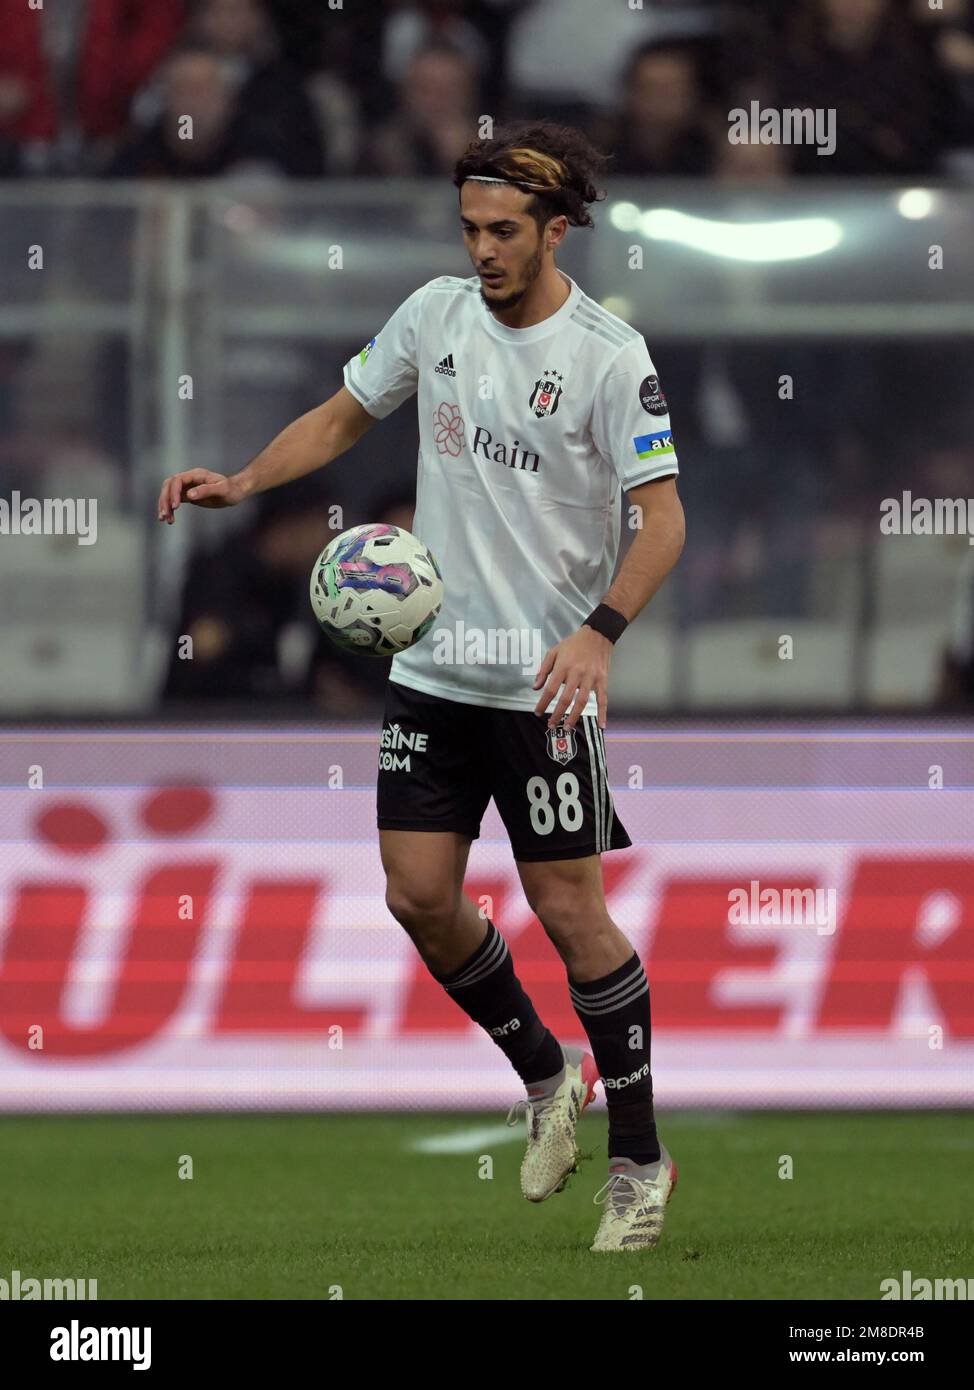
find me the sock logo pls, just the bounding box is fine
[488,1017,521,1037]
[603,1062,650,1090]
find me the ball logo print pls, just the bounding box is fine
[433,401,465,456]
[310,523,443,657]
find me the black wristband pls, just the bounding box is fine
[583,603,628,644]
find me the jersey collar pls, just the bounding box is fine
[478,271,582,345]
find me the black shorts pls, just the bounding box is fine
[376,679,632,862]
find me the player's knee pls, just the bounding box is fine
[531,891,601,944]
[385,882,457,934]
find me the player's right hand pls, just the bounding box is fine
[157,469,246,523]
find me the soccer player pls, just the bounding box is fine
[158,121,686,1253]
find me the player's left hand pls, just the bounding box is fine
[533,626,612,731]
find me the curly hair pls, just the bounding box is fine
[453,120,609,232]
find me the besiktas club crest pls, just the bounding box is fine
[546,721,577,764]
[529,370,563,419]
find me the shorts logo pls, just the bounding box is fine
[546,722,576,764]
[529,369,563,419]
[379,721,429,772]
[638,374,668,416]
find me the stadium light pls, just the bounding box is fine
[897,188,936,220]
[609,202,843,263]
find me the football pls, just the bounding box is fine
[310,523,443,657]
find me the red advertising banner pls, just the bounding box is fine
[1,724,972,1109]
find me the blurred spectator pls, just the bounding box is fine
[309,0,388,137]
[110,33,323,180]
[163,473,335,704]
[676,341,832,622]
[505,0,716,123]
[260,0,325,72]
[188,0,326,177]
[382,0,491,86]
[714,129,789,181]
[597,39,721,177]
[915,0,974,166]
[775,0,957,175]
[110,47,243,178]
[0,424,123,512]
[376,0,524,128]
[0,0,185,175]
[713,70,791,180]
[162,475,415,715]
[368,43,478,177]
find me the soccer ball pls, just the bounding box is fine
[310,523,443,657]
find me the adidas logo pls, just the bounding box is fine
[434,353,456,377]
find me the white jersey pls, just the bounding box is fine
[342,272,679,713]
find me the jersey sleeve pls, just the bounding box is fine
[342,284,426,420]
[590,336,679,490]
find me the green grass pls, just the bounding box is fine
[1,1111,971,1300]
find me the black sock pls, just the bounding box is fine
[434,921,564,1085]
[569,952,660,1165]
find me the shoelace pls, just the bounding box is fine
[592,1171,662,1218]
[505,1094,554,1139]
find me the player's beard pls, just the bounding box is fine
[480,239,544,311]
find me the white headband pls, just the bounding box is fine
[463,175,512,185]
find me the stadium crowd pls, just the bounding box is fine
[0,0,973,180]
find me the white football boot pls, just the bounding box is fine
[590,1145,678,1252]
[506,1045,600,1202]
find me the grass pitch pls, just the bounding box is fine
[1,1110,971,1300]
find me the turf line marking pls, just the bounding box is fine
[409,1124,522,1155]
[666,1110,743,1126]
